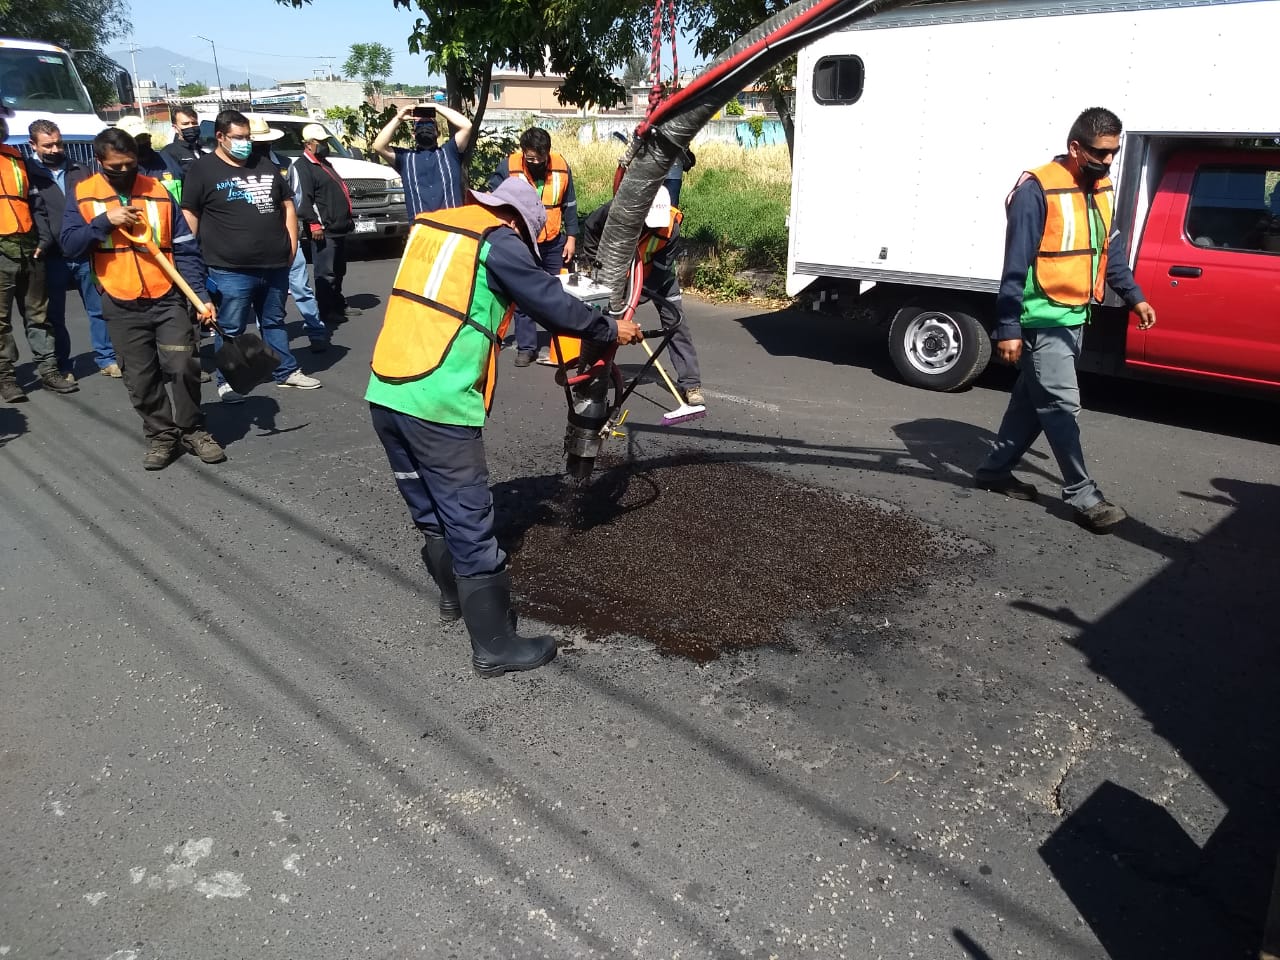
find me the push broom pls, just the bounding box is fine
[640,339,706,424]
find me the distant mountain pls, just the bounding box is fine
[106,46,277,91]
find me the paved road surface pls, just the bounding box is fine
[2,250,1276,960]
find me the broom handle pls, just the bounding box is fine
[639,338,687,406]
[120,220,209,313]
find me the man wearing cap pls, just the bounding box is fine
[295,123,354,331]
[181,109,321,401]
[367,177,642,679]
[487,127,579,367]
[0,112,73,402]
[579,186,704,407]
[116,116,169,180]
[370,103,472,219]
[27,118,122,381]
[247,116,330,354]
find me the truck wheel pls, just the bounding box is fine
[888,302,992,392]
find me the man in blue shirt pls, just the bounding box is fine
[370,103,472,219]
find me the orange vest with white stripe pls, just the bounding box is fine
[75,173,176,300]
[370,205,514,413]
[0,146,34,236]
[508,151,570,243]
[1022,160,1114,306]
[638,207,683,267]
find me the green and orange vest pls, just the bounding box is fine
[1021,159,1114,307]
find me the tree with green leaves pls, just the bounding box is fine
[275,0,648,164]
[0,0,131,108]
[683,0,799,160]
[178,81,210,97]
[343,42,395,107]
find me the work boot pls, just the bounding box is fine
[1074,499,1127,534]
[973,472,1038,501]
[181,429,227,464]
[457,569,556,678]
[0,379,27,403]
[40,370,78,394]
[142,437,179,471]
[421,535,461,622]
[513,350,537,368]
[684,386,705,406]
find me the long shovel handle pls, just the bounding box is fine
[639,337,686,408]
[119,220,208,313]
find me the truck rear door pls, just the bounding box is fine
[1130,152,1280,387]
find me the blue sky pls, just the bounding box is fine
[126,0,702,87]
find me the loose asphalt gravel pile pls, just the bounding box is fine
[497,454,948,661]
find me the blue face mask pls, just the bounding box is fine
[227,138,253,161]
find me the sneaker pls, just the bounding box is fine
[181,429,226,464]
[342,307,363,318]
[0,379,27,403]
[309,339,329,354]
[973,473,1038,501]
[142,437,178,471]
[278,370,322,390]
[1074,499,1127,534]
[534,347,556,366]
[217,383,246,404]
[199,369,212,383]
[100,363,123,379]
[684,386,705,406]
[40,370,78,394]
[513,350,537,367]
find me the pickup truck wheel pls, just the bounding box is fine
[888,303,992,392]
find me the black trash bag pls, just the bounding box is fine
[213,324,280,395]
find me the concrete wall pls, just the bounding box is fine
[479,112,785,147]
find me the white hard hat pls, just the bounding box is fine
[116,116,149,137]
[644,185,673,229]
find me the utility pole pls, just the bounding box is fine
[245,66,253,110]
[195,35,224,109]
[127,40,142,113]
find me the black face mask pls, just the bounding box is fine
[1080,159,1110,183]
[414,123,438,149]
[313,142,330,160]
[102,167,138,194]
[180,126,201,146]
[41,151,66,168]
[526,161,547,179]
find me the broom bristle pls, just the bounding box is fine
[662,404,707,425]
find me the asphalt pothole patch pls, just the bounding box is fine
[498,455,986,661]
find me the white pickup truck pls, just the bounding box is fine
[199,112,411,242]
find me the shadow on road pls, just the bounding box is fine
[1030,477,1280,958]
[0,405,27,446]
[204,393,307,447]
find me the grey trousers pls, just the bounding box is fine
[0,250,56,380]
[645,263,701,390]
[976,325,1102,511]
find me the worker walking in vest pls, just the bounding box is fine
[579,187,705,407]
[973,107,1156,534]
[60,127,225,470]
[488,127,578,367]
[0,113,74,402]
[366,178,641,678]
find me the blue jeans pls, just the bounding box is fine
[977,325,1101,511]
[44,255,117,371]
[369,404,505,578]
[288,245,326,342]
[208,266,298,385]
[513,235,565,352]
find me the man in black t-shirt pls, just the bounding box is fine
[181,109,321,401]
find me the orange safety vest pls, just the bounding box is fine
[1021,160,1114,306]
[371,205,514,413]
[75,173,177,300]
[0,145,34,236]
[507,151,571,243]
[638,206,683,266]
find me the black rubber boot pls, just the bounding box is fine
[457,569,557,678]
[420,535,461,622]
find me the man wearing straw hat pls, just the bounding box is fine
[60,126,225,470]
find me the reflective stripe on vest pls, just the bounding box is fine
[75,173,176,300]
[507,151,570,243]
[639,207,683,265]
[0,147,34,235]
[370,205,514,412]
[1021,160,1114,307]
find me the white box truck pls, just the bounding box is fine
[786,0,1280,392]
